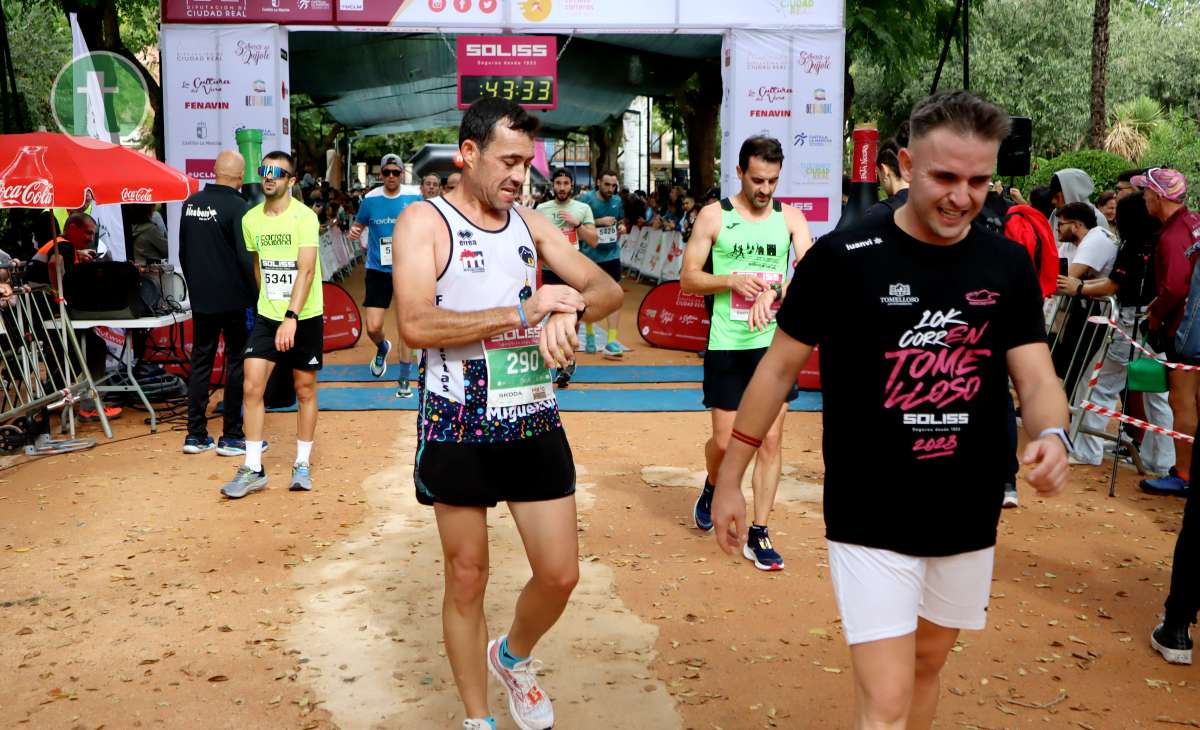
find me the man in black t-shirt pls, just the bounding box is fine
[711,91,1070,729]
[178,150,257,457]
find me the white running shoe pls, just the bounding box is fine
[463,719,496,730]
[487,637,554,730]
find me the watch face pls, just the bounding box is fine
[519,285,533,301]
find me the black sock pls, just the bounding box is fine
[703,478,714,492]
[750,523,767,533]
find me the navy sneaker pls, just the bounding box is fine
[693,480,714,531]
[183,435,215,454]
[1139,470,1190,497]
[744,526,784,571]
[216,438,269,458]
[1151,622,1193,665]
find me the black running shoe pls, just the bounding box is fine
[693,480,714,531]
[1151,622,1193,665]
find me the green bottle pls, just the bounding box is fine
[236,128,264,204]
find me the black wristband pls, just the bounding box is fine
[285,309,298,320]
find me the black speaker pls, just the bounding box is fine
[997,116,1033,178]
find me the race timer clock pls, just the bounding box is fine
[456,36,557,111]
[458,75,555,109]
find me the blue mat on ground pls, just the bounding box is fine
[256,387,822,413]
[318,363,704,384]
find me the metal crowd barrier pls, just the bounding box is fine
[1048,293,1157,487]
[0,280,110,455]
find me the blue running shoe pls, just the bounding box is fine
[693,480,714,531]
[183,435,215,454]
[585,333,597,354]
[370,339,392,378]
[602,341,624,360]
[216,438,268,457]
[1140,471,1190,497]
[744,526,784,571]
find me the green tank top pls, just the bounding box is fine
[709,198,791,351]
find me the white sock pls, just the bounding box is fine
[245,440,264,472]
[296,440,313,465]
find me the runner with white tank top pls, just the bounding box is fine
[393,98,623,730]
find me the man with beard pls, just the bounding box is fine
[221,151,323,499]
[683,135,813,572]
[578,171,628,357]
[536,168,597,388]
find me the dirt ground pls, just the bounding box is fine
[2,272,1197,729]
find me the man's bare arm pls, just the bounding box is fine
[577,222,599,247]
[286,246,318,315]
[394,204,582,349]
[521,208,622,322]
[680,203,729,295]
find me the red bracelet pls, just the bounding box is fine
[731,428,763,449]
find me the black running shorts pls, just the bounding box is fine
[598,258,622,283]
[363,268,394,309]
[246,314,324,371]
[702,346,800,411]
[414,428,576,507]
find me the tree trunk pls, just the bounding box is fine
[682,62,722,194]
[60,0,165,159]
[1087,0,1111,149]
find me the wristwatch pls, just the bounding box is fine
[284,309,298,320]
[1039,427,1074,453]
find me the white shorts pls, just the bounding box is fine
[827,540,995,645]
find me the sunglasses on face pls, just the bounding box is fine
[381,168,403,178]
[259,165,293,180]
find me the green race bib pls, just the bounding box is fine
[483,327,554,408]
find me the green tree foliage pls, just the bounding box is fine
[4,0,72,132]
[1025,149,1132,198]
[853,0,1200,156]
[1140,109,1200,208]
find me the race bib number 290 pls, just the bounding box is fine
[483,327,554,408]
[262,260,297,302]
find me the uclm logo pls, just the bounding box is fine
[121,187,153,203]
[465,42,548,58]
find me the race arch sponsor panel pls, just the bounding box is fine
[162,23,290,266]
[163,0,333,23]
[721,27,844,239]
[162,0,841,28]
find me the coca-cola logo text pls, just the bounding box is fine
[747,85,791,104]
[0,180,54,207]
[121,187,153,203]
[182,76,230,95]
[797,51,832,75]
[236,41,272,66]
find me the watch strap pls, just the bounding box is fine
[285,309,298,320]
[1039,427,1073,453]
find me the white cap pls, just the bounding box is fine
[380,153,403,169]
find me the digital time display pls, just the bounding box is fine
[458,75,556,110]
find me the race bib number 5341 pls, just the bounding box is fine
[262,260,297,302]
[483,327,554,408]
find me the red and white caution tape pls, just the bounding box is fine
[1079,400,1195,443]
[1086,315,1200,371]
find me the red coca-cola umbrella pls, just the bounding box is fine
[0,132,199,209]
